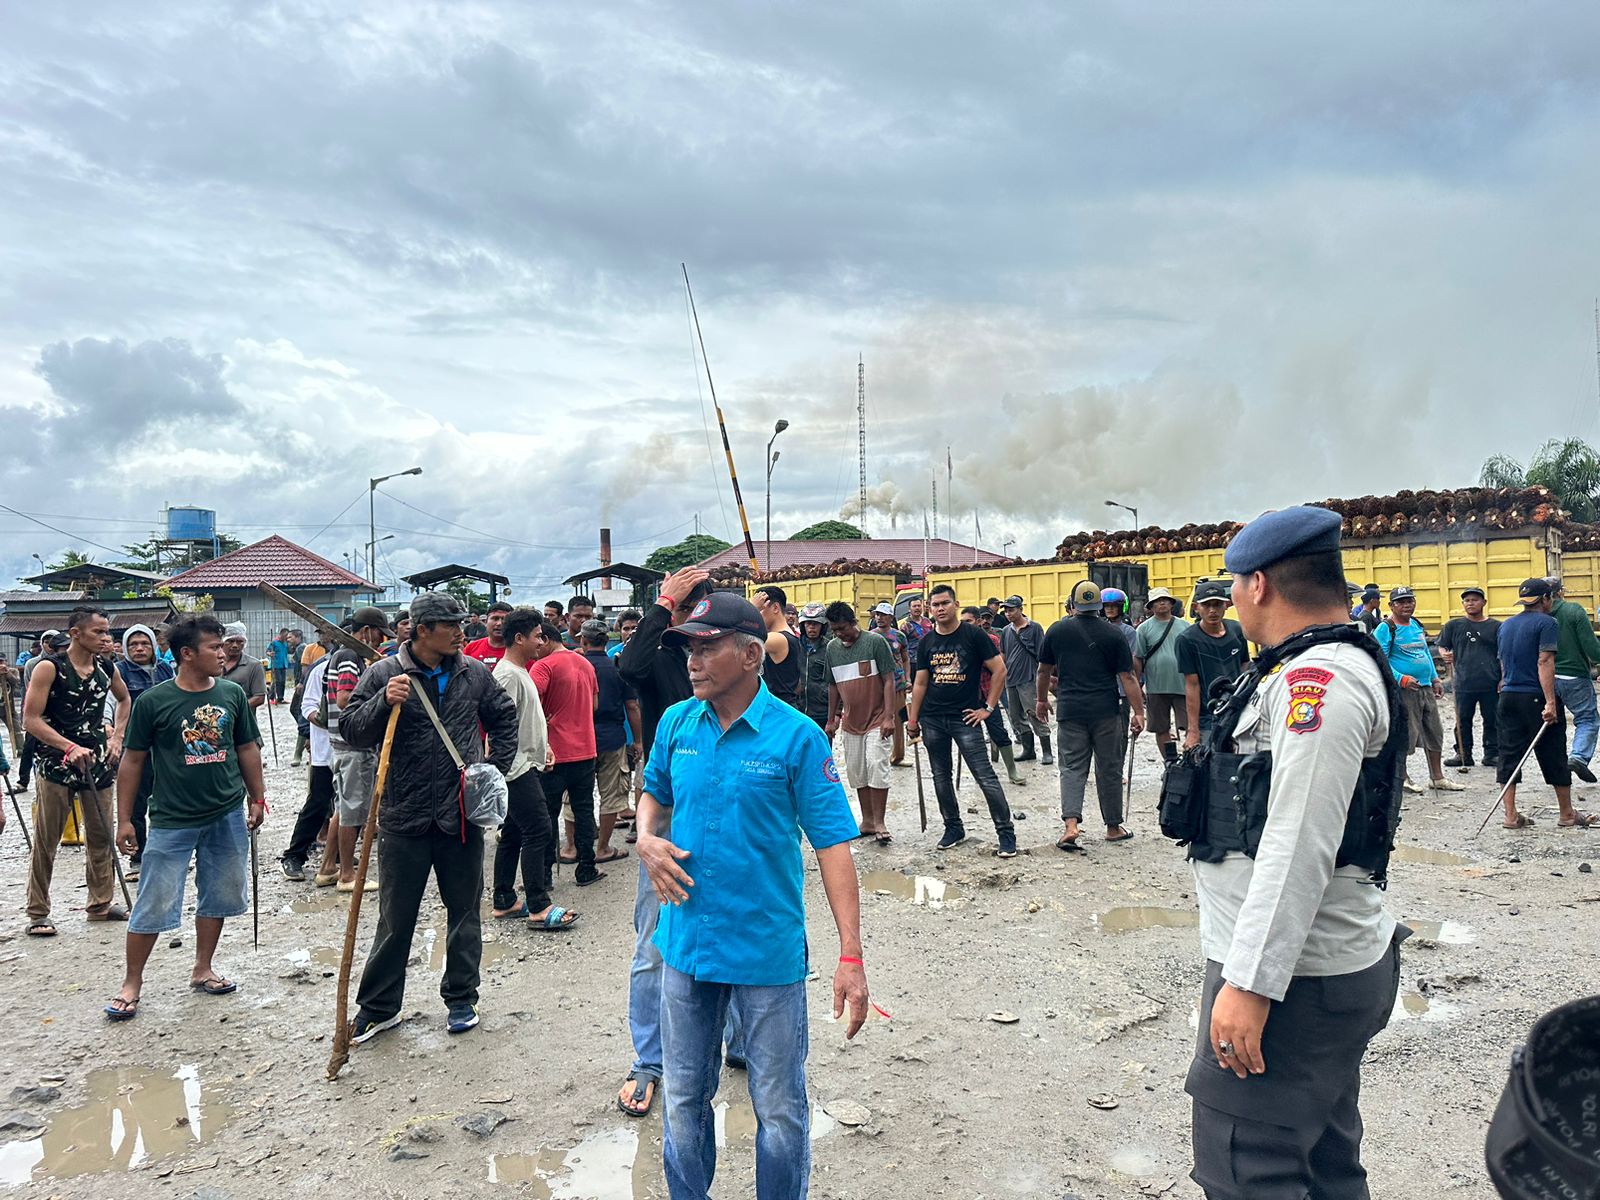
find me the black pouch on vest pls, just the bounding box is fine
[1158,749,1209,845]
[1233,751,1274,857]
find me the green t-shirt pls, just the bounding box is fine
[126,678,260,828]
[1133,616,1190,695]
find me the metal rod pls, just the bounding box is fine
[1474,720,1551,837]
[4,775,31,851]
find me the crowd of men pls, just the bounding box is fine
[2,536,1597,1200]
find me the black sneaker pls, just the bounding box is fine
[1443,755,1471,769]
[1571,757,1597,784]
[280,857,306,882]
[935,827,967,851]
[446,1004,480,1035]
[996,831,1018,858]
[350,1011,403,1044]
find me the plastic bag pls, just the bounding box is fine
[462,761,509,828]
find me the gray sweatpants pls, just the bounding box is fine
[1057,716,1123,827]
[1005,681,1050,741]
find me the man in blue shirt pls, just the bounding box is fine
[1373,586,1463,796]
[1496,577,1593,830]
[266,628,292,704]
[636,593,868,1200]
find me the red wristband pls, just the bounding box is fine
[839,956,863,965]
[656,595,676,612]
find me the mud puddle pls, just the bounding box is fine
[288,891,348,914]
[1095,907,1200,934]
[714,1099,836,1145]
[861,870,964,908]
[487,1126,646,1195]
[1391,991,1461,1023]
[1389,845,1472,867]
[0,1064,233,1186]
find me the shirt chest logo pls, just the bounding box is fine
[1284,666,1333,735]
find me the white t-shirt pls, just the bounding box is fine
[493,657,548,781]
[299,658,332,768]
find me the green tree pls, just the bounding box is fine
[439,576,490,615]
[112,532,243,573]
[789,520,864,541]
[1481,437,1600,523]
[645,534,731,574]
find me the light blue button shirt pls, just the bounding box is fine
[644,681,858,986]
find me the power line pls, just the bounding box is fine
[0,501,126,556]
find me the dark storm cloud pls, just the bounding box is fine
[34,336,242,444]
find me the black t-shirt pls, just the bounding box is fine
[1038,615,1132,724]
[1438,616,1502,693]
[582,650,637,754]
[1176,620,1250,721]
[915,623,1000,717]
[764,630,802,709]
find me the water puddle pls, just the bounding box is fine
[1389,845,1472,867]
[288,891,347,914]
[0,1064,233,1186]
[860,870,964,908]
[282,948,343,971]
[1095,907,1200,934]
[1391,991,1461,1023]
[422,923,510,971]
[1399,918,1475,945]
[713,1100,836,1146]
[487,1127,646,1196]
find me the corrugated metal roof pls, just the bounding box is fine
[696,538,1005,572]
[163,535,374,591]
[0,606,176,637]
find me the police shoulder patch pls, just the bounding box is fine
[822,756,841,784]
[1284,665,1333,734]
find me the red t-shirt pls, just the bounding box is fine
[530,649,598,763]
[463,638,508,671]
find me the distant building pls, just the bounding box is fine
[0,590,178,659]
[163,535,376,648]
[696,537,1007,575]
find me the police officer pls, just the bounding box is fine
[1182,506,1407,1199]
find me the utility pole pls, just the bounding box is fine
[931,475,938,541]
[857,355,868,537]
[1593,299,1599,422]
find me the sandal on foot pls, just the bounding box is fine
[595,848,630,864]
[1502,814,1536,829]
[26,920,57,937]
[874,832,894,846]
[618,1074,657,1118]
[1558,812,1596,828]
[1105,830,1134,843]
[86,905,128,922]
[575,869,607,888]
[190,976,238,996]
[1056,836,1083,852]
[527,905,579,931]
[492,902,529,919]
[557,851,579,865]
[105,995,139,1022]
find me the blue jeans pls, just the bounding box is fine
[919,712,1013,835]
[1556,676,1598,764]
[661,965,809,1200]
[128,807,250,935]
[631,862,745,1084]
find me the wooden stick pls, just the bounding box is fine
[326,702,402,1080]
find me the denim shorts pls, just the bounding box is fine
[128,806,251,934]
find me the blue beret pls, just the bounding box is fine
[1224,506,1343,575]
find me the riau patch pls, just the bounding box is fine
[822,756,841,784]
[1285,665,1333,734]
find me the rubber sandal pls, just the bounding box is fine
[104,996,139,1022]
[1502,814,1535,829]
[86,905,128,922]
[575,870,607,888]
[26,921,57,937]
[527,905,579,931]
[190,976,238,996]
[1056,836,1084,853]
[595,848,630,864]
[1557,812,1596,828]
[875,832,894,846]
[1106,830,1134,843]
[492,902,529,919]
[618,1074,657,1118]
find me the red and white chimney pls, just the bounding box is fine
[600,527,612,590]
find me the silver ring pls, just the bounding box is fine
[1218,1041,1236,1058]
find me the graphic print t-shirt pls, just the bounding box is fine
[915,623,998,717]
[126,677,260,828]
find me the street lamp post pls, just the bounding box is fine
[765,419,789,572]
[1104,499,1139,530]
[369,467,422,595]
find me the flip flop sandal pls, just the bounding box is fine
[617,1074,657,1118]
[1502,815,1536,829]
[574,870,607,888]
[595,848,630,864]
[1106,831,1134,843]
[86,905,128,922]
[26,921,56,937]
[625,828,638,844]
[557,852,579,865]
[492,902,529,919]
[1056,836,1084,853]
[1557,812,1596,828]
[875,833,894,846]
[104,996,139,1022]
[191,977,238,996]
[527,905,579,931]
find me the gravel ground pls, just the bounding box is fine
[0,701,1594,1198]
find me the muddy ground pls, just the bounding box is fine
[0,700,1594,1198]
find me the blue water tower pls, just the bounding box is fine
[167,507,217,542]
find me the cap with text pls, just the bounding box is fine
[662,593,767,645]
[1389,586,1415,602]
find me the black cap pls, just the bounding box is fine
[44,631,70,649]
[662,593,766,645]
[1518,577,1553,603]
[350,606,390,632]
[1193,580,1230,606]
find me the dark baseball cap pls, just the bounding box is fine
[1389,586,1415,602]
[662,593,766,645]
[44,631,70,649]
[1002,594,1025,609]
[1518,577,1552,603]
[1459,585,1486,600]
[350,606,390,631]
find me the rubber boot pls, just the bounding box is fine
[292,734,308,766]
[1040,732,1053,765]
[1000,744,1025,785]
[1015,730,1037,762]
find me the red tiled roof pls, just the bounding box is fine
[163,535,375,591]
[696,538,1006,572]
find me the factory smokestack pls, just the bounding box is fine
[600,527,612,590]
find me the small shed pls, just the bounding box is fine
[562,562,663,609]
[22,564,167,598]
[400,564,511,604]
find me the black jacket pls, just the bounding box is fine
[341,643,517,838]
[616,600,690,750]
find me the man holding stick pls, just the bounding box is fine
[106,614,266,1020]
[339,592,517,1041]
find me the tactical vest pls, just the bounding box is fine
[1158,623,1408,887]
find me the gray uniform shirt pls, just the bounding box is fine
[1192,639,1396,1000]
[1000,619,1044,690]
[223,654,267,703]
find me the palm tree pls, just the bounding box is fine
[1480,437,1600,523]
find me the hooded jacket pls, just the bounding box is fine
[115,624,174,704]
[339,641,517,838]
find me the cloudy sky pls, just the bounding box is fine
[3,2,1599,596]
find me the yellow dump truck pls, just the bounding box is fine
[744,573,900,614]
